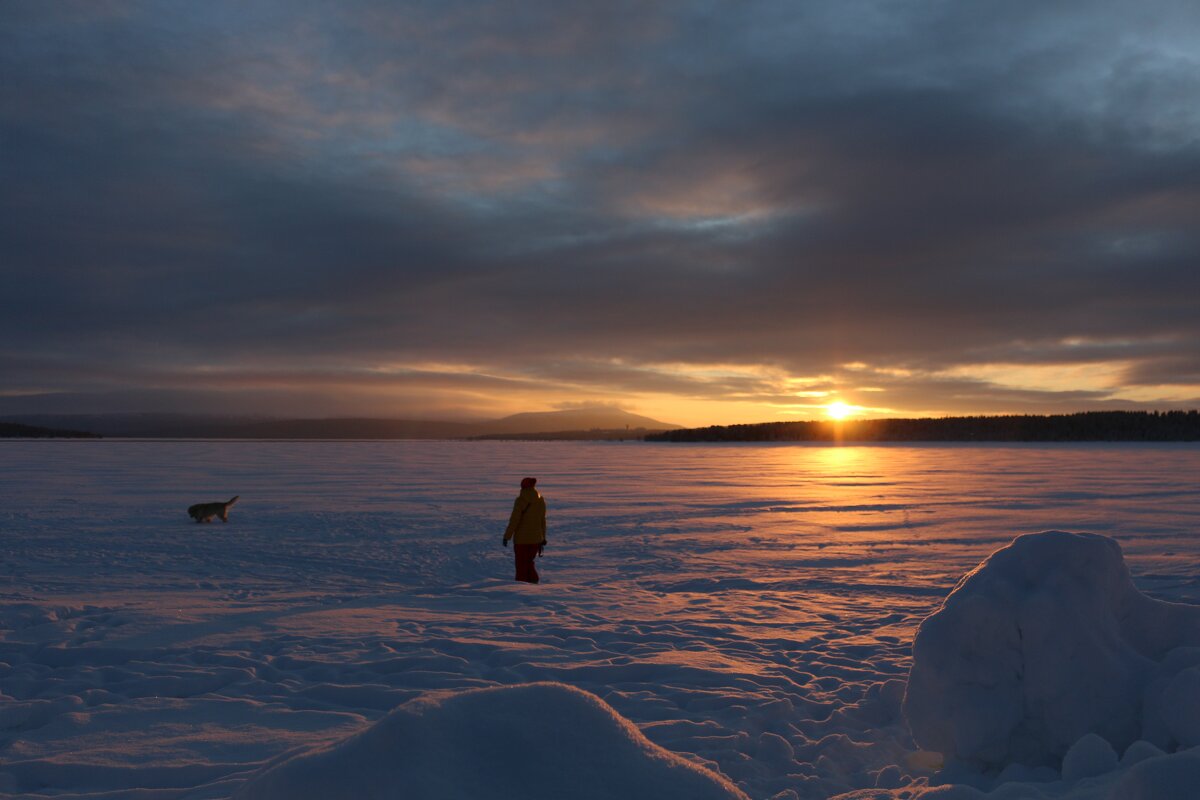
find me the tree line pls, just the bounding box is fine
[646,411,1200,442]
[0,422,100,438]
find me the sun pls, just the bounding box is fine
[826,400,854,420]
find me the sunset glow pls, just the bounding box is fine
[826,401,855,420]
[6,5,1200,800]
[2,2,1198,425]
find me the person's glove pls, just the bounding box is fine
[537,542,545,557]
[502,536,508,548]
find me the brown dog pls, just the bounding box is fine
[188,495,239,523]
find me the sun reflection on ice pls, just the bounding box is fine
[809,444,873,474]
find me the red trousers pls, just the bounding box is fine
[514,543,540,583]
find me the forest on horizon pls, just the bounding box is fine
[647,410,1200,442]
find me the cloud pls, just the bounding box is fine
[2,1,1198,423]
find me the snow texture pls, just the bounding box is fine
[904,530,1200,769]
[237,681,749,800]
[3,440,1200,800]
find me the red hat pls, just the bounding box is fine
[520,477,537,489]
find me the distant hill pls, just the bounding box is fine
[473,428,667,441]
[483,408,679,434]
[1,408,678,440]
[0,421,100,438]
[647,411,1200,443]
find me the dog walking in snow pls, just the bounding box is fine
[188,496,239,523]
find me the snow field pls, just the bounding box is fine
[2,440,1198,799]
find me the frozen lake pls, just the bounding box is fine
[2,440,1199,798]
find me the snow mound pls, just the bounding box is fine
[1061,732,1116,780]
[1109,745,1200,800]
[903,531,1200,769]
[236,681,749,800]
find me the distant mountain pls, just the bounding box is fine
[1,408,679,439]
[473,428,670,441]
[483,408,680,434]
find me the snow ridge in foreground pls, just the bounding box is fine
[236,681,749,800]
[904,530,1200,772]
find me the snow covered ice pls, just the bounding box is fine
[2,440,1199,799]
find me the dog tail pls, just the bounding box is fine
[228,496,239,506]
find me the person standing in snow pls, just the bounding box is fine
[503,476,547,583]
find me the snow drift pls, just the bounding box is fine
[236,681,749,800]
[903,530,1200,770]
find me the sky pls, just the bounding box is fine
[3,1,1199,427]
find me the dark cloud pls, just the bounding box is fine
[3,0,1199,423]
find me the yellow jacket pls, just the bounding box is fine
[504,487,547,545]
